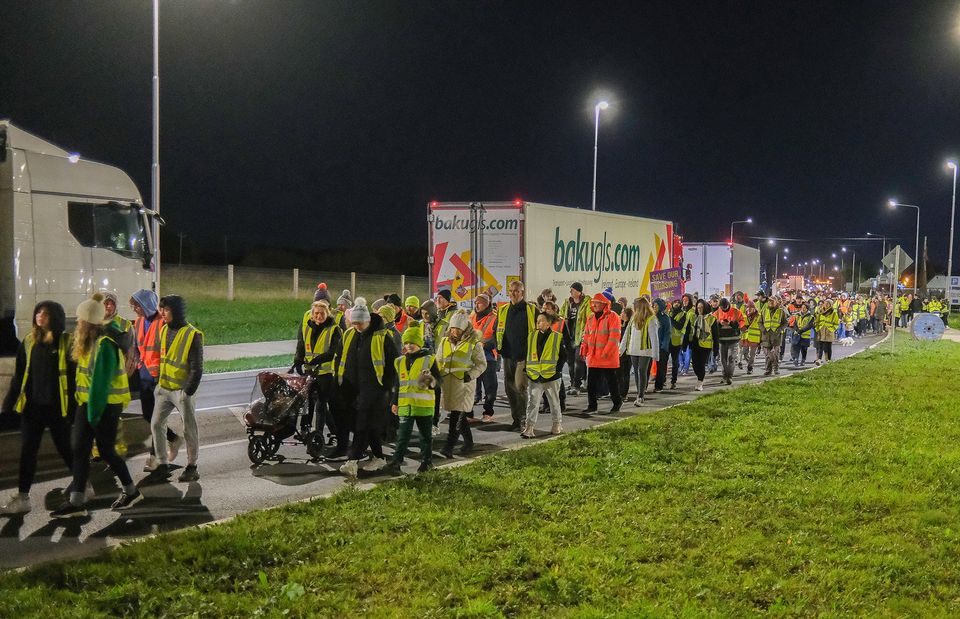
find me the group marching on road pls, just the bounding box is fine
[0,279,950,519]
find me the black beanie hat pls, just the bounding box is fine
[570,282,584,293]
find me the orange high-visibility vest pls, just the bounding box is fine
[136,315,161,378]
[470,311,498,359]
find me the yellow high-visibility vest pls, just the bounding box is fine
[76,335,131,406]
[495,301,536,350]
[159,324,202,391]
[395,354,435,409]
[337,328,386,386]
[525,329,562,380]
[438,336,476,379]
[15,333,72,417]
[301,311,339,375]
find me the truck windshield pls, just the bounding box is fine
[67,201,148,260]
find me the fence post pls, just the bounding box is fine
[351,272,356,300]
[227,264,235,301]
[400,274,406,301]
[293,268,299,297]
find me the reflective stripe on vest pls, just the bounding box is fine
[495,302,536,350]
[795,314,814,339]
[395,354,435,408]
[525,329,562,380]
[301,311,338,375]
[741,314,761,344]
[471,311,498,359]
[15,333,71,417]
[159,324,201,391]
[76,335,131,406]
[670,310,688,346]
[337,328,386,386]
[136,316,161,377]
[438,336,474,379]
[762,307,785,330]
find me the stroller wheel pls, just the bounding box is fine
[248,436,269,465]
[266,434,282,457]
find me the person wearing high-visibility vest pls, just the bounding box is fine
[496,281,538,429]
[791,303,816,367]
[581,293,624,413]
[759,296,787,376]
[471,293,499,423]
[898,294,912,328]
[150,295,204,483]
[814,299,840,365]
[293,299,344,449]
[712,297,743,386]
[434,289,455,341]
[559,282,589,395]
[437,311,487,458]
[738,301,761,374]
[690,299,718,392]
[337,298,400,477]
[52,294,140,518]
[679,293,696,376]
[130,289,181,473]
[383,325,442,476]
[97,289,135,460]
[335,289,353,331]
[668,298,690,388]
[521,312,566,438]
[0,301,75,515]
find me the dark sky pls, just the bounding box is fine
[3,0,960,273]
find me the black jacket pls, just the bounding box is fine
[2,302,76,415]
[294,315,343,371]
[160,295,203,396]
[528,328,568,384]
[341,314,399,411]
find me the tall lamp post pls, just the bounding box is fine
[730,218,753,245]
[591,100,609,211]
[151,0,161,294]
[888,199,921,295]
[947,161,958,287]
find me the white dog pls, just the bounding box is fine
[838,337,855,347]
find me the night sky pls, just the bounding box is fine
[3,0,960,274]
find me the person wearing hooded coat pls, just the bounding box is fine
[581,293,623,413]
[437,310,487,458]
[652,298,673,391]
[337,298,400,477]
[151,295,204,483]
[0,301,76,514]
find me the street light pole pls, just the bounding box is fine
[151,0,161,295]
[729,218,753,245]
[591,100,609,212]
[948,161,958,286]
[888,200,921,295]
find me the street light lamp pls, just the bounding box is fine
[887,199,921,295]
[591,100,610,212]
[947,161,958,287]
[730,218,753,245]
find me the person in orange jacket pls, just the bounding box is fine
[580,293,623,414]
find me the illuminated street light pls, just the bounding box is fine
[729,218,753,245]
[947,161,957,286]
[591,100,610,211]
[887,199,921,295]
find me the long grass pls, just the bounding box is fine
[3,339,960,617]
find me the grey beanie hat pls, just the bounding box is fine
[337,289,352,307]
[449,310,471,331]
[371,298,386,312]
[350,297,371,323]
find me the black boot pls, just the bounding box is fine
[440,412,459,458]
[458,412,474,454]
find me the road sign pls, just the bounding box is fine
[881,245,913,273]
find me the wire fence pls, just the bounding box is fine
[162,264,430,303]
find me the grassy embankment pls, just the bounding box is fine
[4,339,960,616]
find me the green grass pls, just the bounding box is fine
[203,354,293,374]
[188,297,308,345]
[4,339,960,617]
[950,313,959,330]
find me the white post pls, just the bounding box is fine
[151,0,161,295]
[293,268,299,297]
[351,272,356,300]
[400,274,406,301]
[591,104,601,211]
[949,165,957,287]
[227,265,235,302]
[892,251,899,352]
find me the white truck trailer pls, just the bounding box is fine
[427,200,676,307]
[0,122,158,426]
[682,242,761,299]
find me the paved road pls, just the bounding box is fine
[0,335,884,570]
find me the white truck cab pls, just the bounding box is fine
[0,122,157,426]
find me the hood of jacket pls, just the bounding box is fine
[160,295,187,328]
[653,298,668,314]
[34,300,67,336]
[131,289,159,317]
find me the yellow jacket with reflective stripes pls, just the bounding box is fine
[394,353,436,414]
[495,301,536,350]
[76,335,131,407]
[14,332,72,417]
[525,329,562,380]
[301,311,339,375]
[338,327,386,386]
[159,324,202,391]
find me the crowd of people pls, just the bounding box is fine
[0,278,950,518]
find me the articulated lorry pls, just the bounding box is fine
[681,242,761,299]
[0,122,158,426]
[428,200,676,306]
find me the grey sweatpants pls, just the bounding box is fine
[152,387,199,466]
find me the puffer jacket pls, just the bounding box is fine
[580,296,622,368]
[437,321,487,412]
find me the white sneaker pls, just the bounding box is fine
[339,460,359,477]
[695,381,704,392]
[0,494,31,515]
[520,422,536,439]
[634,396,643,407]
[815,360,822,366]
[550,422,563,435]
[167,436,184,462]
[360,457,386,472]
[143,455,159,472]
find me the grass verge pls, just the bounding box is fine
[950,313,959,330]
[204,354,292,374]
[4,339,960,616]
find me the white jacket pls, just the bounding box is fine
[620,315,660,358]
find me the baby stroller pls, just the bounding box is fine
[243,371,327,465]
